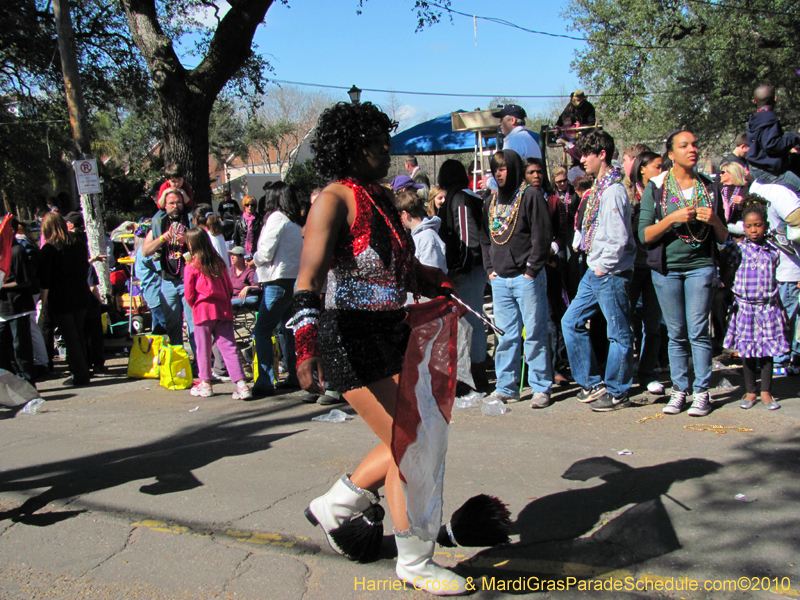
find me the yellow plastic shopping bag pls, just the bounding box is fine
[158,345,193,390]
[127,335,166,379]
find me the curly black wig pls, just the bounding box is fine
[311,102,398,182]
[741,193,769,221]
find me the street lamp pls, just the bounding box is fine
[348,85,362,104]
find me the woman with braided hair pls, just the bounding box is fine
[291,101,465,595]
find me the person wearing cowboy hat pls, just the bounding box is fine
[556,90,596,137]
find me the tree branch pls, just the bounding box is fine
[119,0,186,93]
[189,0,273,99]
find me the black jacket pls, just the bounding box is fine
[746,108,800,174]
[0,241,34,316]
[480,186,553,278]
[556,100,596,129]
[233,214,263,253]
[437,188,483,274]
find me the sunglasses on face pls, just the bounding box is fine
[720,170,729,175]
[555,179,567,184]
[244,203,256,207]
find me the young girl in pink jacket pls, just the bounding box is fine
[184,229,252,400]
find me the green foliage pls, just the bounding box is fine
[565,0,800,153]
[0,96,73,215]
[98,160,149,217]
[285,159,326,198]
[1,0,149,108]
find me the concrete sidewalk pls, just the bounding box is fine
[1,355,799,599]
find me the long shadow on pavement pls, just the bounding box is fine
[456,456,721,591]
[456,433,800,592]
[0,401,339,525]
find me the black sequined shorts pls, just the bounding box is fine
[319,309,410,394]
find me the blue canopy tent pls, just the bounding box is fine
[391,112,495,155]
[390,111,540,155]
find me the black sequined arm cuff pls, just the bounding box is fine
[286,290,322,366]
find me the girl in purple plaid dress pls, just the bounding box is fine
[723,196,788,410]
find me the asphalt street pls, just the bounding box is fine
[1,351,799,600]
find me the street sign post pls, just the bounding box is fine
[73,158,102,195]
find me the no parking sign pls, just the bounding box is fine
[73,158,102,195]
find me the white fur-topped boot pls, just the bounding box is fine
[305,474,379,557]
[395,529,467,596]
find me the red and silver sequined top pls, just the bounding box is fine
[325,179,414,311]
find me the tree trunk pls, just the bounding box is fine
[52,0,110,299]
[160,92,214,206]
[120,0,274,206]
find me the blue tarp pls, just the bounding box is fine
[391,111,539,156]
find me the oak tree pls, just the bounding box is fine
[565,0,800,152]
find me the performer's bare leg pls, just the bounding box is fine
[350,445,389,491]
[345,374,409,531]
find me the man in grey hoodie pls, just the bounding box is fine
[562,130,636,412]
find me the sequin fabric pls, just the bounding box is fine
[288,290,323,366]
[325,179,413,311]
[320,309,409,393]
[319,179,414,392]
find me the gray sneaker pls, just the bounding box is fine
[318,391,344,406]
[687,391,711,417]
[663,389,687,415]
[530,392,551,409]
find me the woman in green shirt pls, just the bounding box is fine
[638,130,729,418]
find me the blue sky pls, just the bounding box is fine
[198,0,586,131]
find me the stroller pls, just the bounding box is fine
[110,229,153,337]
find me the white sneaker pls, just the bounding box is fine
[190,381,213,398]
[662,389,686,414]
[232,381,253,401]
[647,381,665,394]
[687,391,711,417]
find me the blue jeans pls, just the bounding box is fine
[651,266,715,393]
[454,267,488,363]
[562,270,634,397]
[490,272,552,396]
[629,266,662,384]
[253,279,296,392]
[775,281,800,366]
[232,295,262,310]
[749,165,800,196]
[160,277,196,356]
[150,304,167,335]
